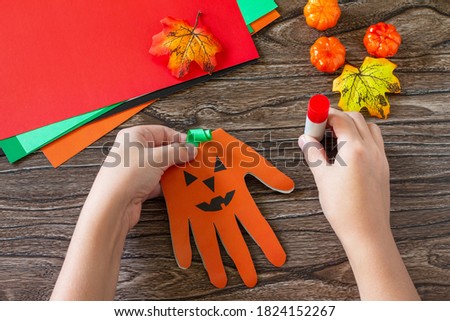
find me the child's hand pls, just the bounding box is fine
[89,125,197,231]
[52,125,197,300]
[299,108,390,247]
[298,108,419,300]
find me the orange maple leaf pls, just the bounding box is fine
[149,12,222,79]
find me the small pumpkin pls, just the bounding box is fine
[310,36,346,73]
[304,0,341,31]
[364,22,402,58]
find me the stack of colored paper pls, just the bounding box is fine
[0,0,280,167]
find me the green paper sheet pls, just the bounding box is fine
[0,103,121,163]
[238,0,278,26]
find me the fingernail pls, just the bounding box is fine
[298,135,306,149]
[188,146,198,160]
[179,142,198,160]
[179,133,187,143]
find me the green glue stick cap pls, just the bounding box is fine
[186,129,213,147]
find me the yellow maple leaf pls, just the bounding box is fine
[332,57,401,119]
[149,12,222,79]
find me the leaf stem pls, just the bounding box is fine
[194,11,202,30]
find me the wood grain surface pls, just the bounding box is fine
[1,0,449,301]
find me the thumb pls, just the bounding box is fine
[147,143,198,171]
[298,135,329,178]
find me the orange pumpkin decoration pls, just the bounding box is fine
[304,0,341,31]
[161,129,294,288]
[310,36,346,73]
[364,22,402,58]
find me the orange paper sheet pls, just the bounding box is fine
[42,102,152,167]
[250,10,280,34]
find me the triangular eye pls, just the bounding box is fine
[203,177,215,192]
[183,171,198,186]
[214,157,226,172]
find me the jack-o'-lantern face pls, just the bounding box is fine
[183,156,235,212]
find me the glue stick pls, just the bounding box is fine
[304,94,330,141]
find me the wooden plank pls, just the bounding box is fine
[0,0,449,300]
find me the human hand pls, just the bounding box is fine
[51,125,197,300]
[161,129,294,288]
[299,108,390,247]
[89,125,197,231]
[298,109,419,300]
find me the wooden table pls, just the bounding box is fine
[1,0,449,300]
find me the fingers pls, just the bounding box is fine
[114,125,197,170]
[327,108,362,142]
[345,112,375,144]
[234,194,286,268]
[298,134,329,179]
[141,125,187,146]
[214,214,258,288]
[190,216,227,288]
[146,183,162,199]
[368,123,385,151]
[319,109,386,155]
[147,143,198,171]
[117,125,187,148]
[328,109,381,146]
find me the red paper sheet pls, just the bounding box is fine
[0,0,258,140]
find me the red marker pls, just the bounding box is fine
[304,94,330,141]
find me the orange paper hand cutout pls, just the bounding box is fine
[161,129,294,288]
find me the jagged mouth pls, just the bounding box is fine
[196,190,236,212]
